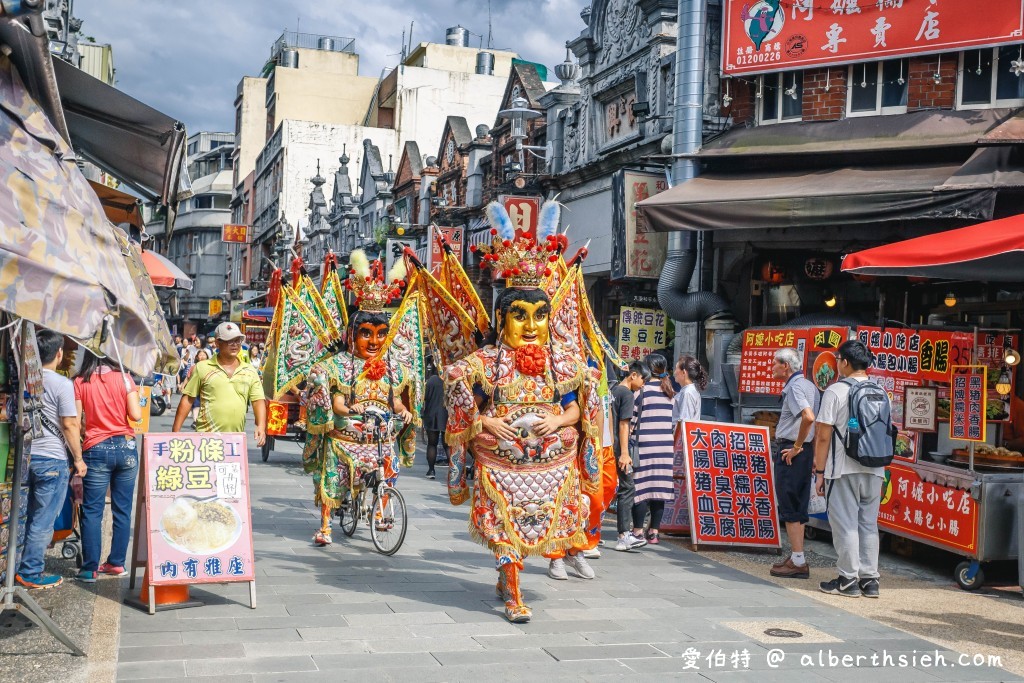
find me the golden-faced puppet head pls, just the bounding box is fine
[496,287,550,349]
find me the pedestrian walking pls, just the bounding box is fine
[612,360,650,552]
[172,322,267,446]
[421,362,447,479]
[15,330,85,590]
[630,353,676,545]
[813,340,891,598]
[769,347,820,579]
[72,352,142,582]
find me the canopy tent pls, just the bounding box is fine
[141,249,193,290]
[841,215,1024,283]
[0,54,176,376]
[243,308,275,322]
[88,179,145,231]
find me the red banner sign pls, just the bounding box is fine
[241,324,269,347]
[499,195,542,237]
[739,328,804,395]
[266,402,289,437]
[857,327,973,384]
[428,225,465,273]
[950,365,987,442]
[723,0,1024,76]
[222,224,249,244]
[879,463,978,554]
[682,420,780,548]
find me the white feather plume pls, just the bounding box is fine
[349,249,370,279]
[537,199,561,241]
[485,201,515,240]
[387,258,407,283]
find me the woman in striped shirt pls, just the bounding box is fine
[631,353,677,544]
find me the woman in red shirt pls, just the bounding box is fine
[73,353,142,582]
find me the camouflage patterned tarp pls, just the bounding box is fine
[0,54,175,376]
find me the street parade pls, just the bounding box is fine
[1,1,1024,681]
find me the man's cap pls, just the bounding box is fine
[214,322,245,341]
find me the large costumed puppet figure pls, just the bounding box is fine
[302,250,422,546]
[417,200,622,623]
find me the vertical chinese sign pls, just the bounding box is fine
[976,332,1017,424]
[950,366,986,442]
[739,328,804,395]
[427,225,465,273]
[878,463,978,554]
[681,420,780,548]
[144,433,255,587]
[617,307,667,361]
[611,170,668,280]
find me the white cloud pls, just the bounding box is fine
[74,0,583,133]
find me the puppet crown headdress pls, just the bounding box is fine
[345,249,407,313]
[474,200,566,289]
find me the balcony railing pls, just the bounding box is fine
[271,31,355,60]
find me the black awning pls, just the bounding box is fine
[699,108,1020,160]
[637,163,994,232]
[52,57,187,206]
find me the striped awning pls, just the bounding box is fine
[465,217,492,249]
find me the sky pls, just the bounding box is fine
[74,0,581,134]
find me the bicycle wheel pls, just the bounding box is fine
[370,486,407,555]
[339,486,360,537]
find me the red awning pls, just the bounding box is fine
[141,249,193,290]
[841,215,1024,282]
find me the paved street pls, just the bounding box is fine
[109,414,1021,683]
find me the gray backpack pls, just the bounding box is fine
[836,377,897,468]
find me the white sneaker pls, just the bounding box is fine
[582,547,601,559]
[626,532,648,549]
[547,558,568,580]
[565,553,596,580]
[614,536,634,552]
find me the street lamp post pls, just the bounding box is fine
[497,97,549,171]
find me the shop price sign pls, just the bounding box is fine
[878,463,978,554]
[681,420,780,549]
[144,433,255,586]
[857,327,973,384]
[739,328,805,395]
[617,307,667,361]
[722,0,1024,76]
[950,366,986,442]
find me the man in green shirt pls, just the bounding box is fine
[173,322,267,446]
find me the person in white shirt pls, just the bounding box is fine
[813,340,885,599]
[672,355,707,434]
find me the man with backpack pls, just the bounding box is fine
[813,340,896,598]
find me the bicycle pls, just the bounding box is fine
[336,407,408,555]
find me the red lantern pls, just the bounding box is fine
[760,261,787,285]
[804,257,833,281]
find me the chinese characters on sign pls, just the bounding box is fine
[208,299,223,317]
[903,386,937,433]
[617,307,667,361]
[976,332,1017,423]
[427,225,465,273]
[241,325,269,347]
[681,420,780,548]
[499,195,542,237]
[612,170,668,280]
[858,327,974,385]
[878,463,977,553]
[144,433,255,586]
[739,328,803,395]
[950,366,986,442]
[723,0,1024,75]
[221,224,249,243]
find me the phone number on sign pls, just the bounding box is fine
[733,52,782,66]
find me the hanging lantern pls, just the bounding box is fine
[760,261,788,285]
[804,257,833,281]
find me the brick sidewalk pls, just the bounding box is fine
[115,433,1021,682]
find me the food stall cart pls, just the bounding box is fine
[841,218,1024,591]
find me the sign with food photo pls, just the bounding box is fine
[975,332,1017,424]
[143,433,255,586]
[806,327,848,392]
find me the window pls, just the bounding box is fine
[193,195,214,210]
[959,45,1024,109]
[847,60,908,116]
[760,71,802,124]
